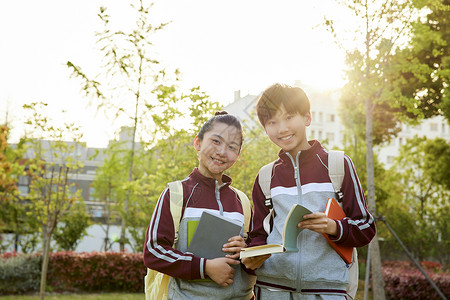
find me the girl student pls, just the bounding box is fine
[143,111,256,299]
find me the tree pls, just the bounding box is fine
[125,87,220,252]
[0,125,28,251]
[53,201,91,251]
[323,0,429,298]
[90,142,127,251]
[22,102,85,300]
[67,0,181,251]
[392,136,450,266]
[0,126,20,203]
[422,137,450,190]
[388,0,450,120]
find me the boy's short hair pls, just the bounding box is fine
[256,83,311,127]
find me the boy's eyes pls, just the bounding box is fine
[267,115,295,125]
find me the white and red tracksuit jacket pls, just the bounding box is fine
[143,168,255,299]
[249,140,376,296]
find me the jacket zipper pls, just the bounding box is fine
[215,180,224,215]
[287,152,303,291]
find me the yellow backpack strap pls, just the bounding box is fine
[145,181,184,300]
[168,180,184,242]
[231,187,251,236]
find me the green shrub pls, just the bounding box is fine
[0,253,41,295]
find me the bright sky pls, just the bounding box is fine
[0,0,348,148]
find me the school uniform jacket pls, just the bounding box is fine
[249,140,376,296]
[143,168,256,300]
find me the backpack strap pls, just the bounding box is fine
[328,150,345,202]
[168,180,184,243]
[146,181,183,300]
[258,161,276,206]
[230,187,251,237]
[258,161,276,235]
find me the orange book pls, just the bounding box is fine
[322,198,353,264]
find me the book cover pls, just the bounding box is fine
[322,197,353,264]
[187,220,199,247]
[187,211,243,259]
[240,204,312,259]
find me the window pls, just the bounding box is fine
[18,185,29,195]
[311,130,315,138]
[318,112,323,122]
[430,123,438,131]
[68,184,78,198]
[326,132,335,141]
[326,114,335,122]
[318,130,323,139]
[89,186,98,201]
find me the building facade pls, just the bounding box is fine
[224,82,449,169]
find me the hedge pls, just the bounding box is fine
[382,261,450,300]
[0,252,41,294]
[1,252,449,299]
[0,251,146,295]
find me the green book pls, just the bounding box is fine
[187,220,199,247]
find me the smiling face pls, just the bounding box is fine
[194,121,242,184]
[264,104,311,157]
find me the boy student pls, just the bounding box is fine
[144,112,256,299]
[242,83,376,299]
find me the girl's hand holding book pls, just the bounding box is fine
[223,235,246,260]
[205,257,240,287]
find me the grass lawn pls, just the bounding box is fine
[0,294,143,300]
[0,281,372,299]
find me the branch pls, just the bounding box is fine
[66,61,105,100]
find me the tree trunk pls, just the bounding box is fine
[365,97,386,300]
[120,88,140,252]
[39,228,52,300]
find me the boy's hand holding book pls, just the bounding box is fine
[242,254,271,270]
[298,212,338,236]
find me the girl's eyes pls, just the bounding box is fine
[211,139,238,152]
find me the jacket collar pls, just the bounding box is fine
[278,140,322,163]
[191,167,232,188]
